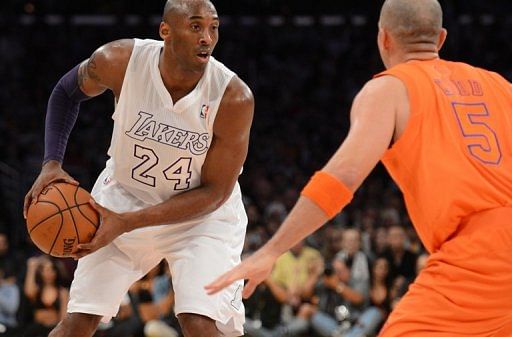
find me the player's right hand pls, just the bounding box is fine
[23,160,79,219]
[205,246,280,298]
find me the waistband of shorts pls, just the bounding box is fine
[458,207,512,236]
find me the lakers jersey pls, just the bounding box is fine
[106,39,235,205]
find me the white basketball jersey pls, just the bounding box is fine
[106,38,235,205]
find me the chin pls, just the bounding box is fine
[191,63,208,73]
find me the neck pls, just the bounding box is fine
[403,51,439,63]
[388,44,440,68]
[159,48,204,95]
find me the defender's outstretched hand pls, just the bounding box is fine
[205,247,280,298]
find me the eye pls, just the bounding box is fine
[191,23,201,31]
[211,24,219,31]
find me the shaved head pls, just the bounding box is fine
[162,0,216,22]
[379,0,443,45]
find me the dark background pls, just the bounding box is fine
[0,0,511,259]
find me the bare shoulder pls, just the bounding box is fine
[79,39,135,96]
[357,75,407,100]
[221,75,254,109]
[353,75,410,141]
[214,76,254,139]
[352,75,408,117]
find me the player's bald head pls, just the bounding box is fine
[379,0,443,45]
[162,0,216,22]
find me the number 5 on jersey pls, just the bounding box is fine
[132,144,192,190]
[452,102,502,165]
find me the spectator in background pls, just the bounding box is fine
[243,273,284,337]
[344,257,392,337]
[128,274,177,337]
[320,227,344,262]
[0,231,24,284]
[98,263,178,337]
[415,253,429,275]
[310,256,367,337]
[271,240,324,310]
[335,228,370,296]
[23,256,68,337]
[312,256,391,337]
[245,240,323,337]
[383,225,418,281]
[0,262,19,337]
[369,226,389,261]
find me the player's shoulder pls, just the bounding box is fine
[94,39,135,64]
[96,39,135,59]
[208,57,253,113]
[222,75,254,110]
[358,75,406,102]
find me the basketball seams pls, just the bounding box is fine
[73,187,99,229]
[54,184,81,243]
[75,207,100,229]
[27,200,62,232]
[26,183,99,257]
[48,212,65,255]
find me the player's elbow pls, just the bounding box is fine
[206,185,232,211]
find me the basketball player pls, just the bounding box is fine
[206,0,512,335]
[23,0,253,336]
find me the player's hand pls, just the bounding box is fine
[72,199,126,259]
[204,246,280,298]
[23,160,79,219]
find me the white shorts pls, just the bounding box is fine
[67,169,247,336]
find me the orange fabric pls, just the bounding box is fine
[376,59,512,253]
[301,171,353,219]
[378,207,512,337]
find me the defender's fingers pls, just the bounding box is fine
[242,279,259,299]
[205,269,242,295]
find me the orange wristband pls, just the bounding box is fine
[301,171,353,219]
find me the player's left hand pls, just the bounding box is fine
[204,246,280,298]
[72,198,126,259]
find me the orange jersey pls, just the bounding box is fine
[376,59,512,253]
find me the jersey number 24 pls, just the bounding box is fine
[131,144,192,190]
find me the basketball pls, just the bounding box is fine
[26,182,99,257]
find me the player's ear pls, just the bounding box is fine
[437,28,447,52]
[379,27,392,51]
[159,21,171,40]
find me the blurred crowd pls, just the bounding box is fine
[1,1,512,336]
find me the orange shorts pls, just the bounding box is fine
[379,207,512,337]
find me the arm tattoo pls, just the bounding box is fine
[78,52,101,90]
[86,53,101,82]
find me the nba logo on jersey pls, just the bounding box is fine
[200,104,209,119]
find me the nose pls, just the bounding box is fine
[199,30,213,45]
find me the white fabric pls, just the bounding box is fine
[68,172,247,336]
[108,38,235,205]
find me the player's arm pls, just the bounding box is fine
[23,39,133,218]
[77,39,134,98]
[206,75,408,297]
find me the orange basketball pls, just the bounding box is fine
[26,182,99,257]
